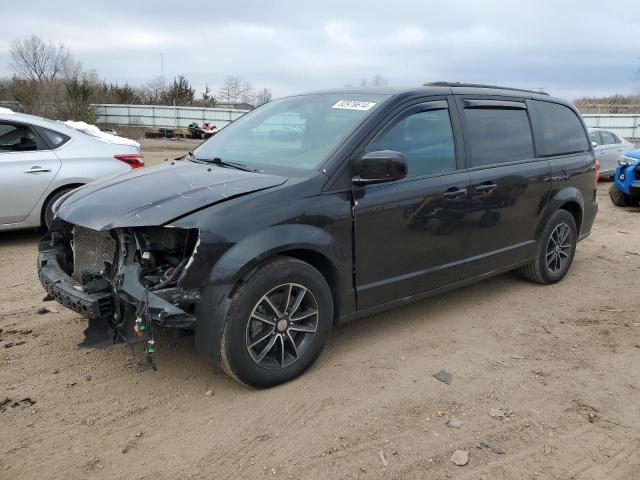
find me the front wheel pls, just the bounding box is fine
[521,210,577,285]
[218,257,333,388]
[609,184,629,207]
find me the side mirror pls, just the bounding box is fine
[352,150,407,185]
[592,141,598,147]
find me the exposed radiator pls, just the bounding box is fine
[72,226,116,282]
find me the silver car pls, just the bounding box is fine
[0,109,143,231]
[589,128,635,179]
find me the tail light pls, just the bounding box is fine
[114,153,145,169]
[594,159,600,186]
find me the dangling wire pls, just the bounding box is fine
[134,286,156,371]
[143,286,156,371]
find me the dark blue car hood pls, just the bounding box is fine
[56,161,287,230]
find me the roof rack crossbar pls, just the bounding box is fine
[423,82,549,96]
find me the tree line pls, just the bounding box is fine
[575,93,640,114]
[0,36,273,122]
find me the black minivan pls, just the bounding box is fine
[38,82,598,387]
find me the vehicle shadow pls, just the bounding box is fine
[325,270,523,353]
[146,269,525,390]
[0,228,42,247]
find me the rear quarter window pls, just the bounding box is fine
[534,101,589,156]
[40,127,71,148]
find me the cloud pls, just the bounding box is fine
[0,0,637,99]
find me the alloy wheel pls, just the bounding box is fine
[245,283,319,369]
[546,222,572,273]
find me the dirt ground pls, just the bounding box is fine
[1,144,639,479]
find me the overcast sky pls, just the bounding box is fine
[1,0,638,101]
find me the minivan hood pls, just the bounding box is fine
[56,161,287,230]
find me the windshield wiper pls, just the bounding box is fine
[209,158,261,173]
[186,152,260,173]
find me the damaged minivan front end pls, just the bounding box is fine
[36,157,289,351]
[38,221,201,347]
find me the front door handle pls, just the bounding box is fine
[24,166,52,173]
[475,183,497,192]
[443,187,468,199]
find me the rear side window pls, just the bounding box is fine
[599,131,617,145]
[463,107,534,167]
[534,101,589,156]
[41,128,70,148]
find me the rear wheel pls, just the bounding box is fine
[43,188,75,229]
[521,210,577,285]
[218,257,333,388]
[609,184,629,207]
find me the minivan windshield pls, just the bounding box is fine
[192,93,390,175]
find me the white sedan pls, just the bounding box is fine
[589,128,636,179]
[0,108,144,231]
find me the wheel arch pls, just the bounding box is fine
[558,200,582,236]
[40,183,84,226]
[538,187,584,239]
[207,224,346,319]
[266,248,341,322]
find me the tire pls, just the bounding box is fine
[43,188,75,229]
[609,184,629,207]
[521,209,577,285]
[218,257,333,388]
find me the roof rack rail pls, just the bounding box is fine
[423,82,549,96]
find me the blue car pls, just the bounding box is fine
[609,149,640,206]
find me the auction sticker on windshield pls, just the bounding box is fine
[332,100,376,111]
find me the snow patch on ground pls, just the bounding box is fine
[0,107,15,114]
[63,121,140,148]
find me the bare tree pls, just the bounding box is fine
[142,76,166,104]
[355,74,389,88]
[218,75,243,105]
[370,74,389,86]
[9,36,73,83]
[240,82,255,105]
[255,88,272,106]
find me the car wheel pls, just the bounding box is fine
[218,256,333,388]
[608,184,629,207]
[521,209,577,285]
[43,188,75,229]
